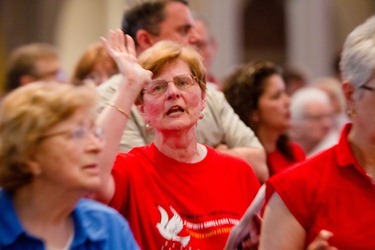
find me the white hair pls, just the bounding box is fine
[340,15,375,88]
[290,87,330,121]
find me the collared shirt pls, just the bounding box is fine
[266,123,375,249]
[0,191,139,250]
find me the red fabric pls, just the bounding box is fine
[267,142,306,176]
[109,143,260,250]
[266,124,375,249]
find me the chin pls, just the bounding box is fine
[82,177,102,191]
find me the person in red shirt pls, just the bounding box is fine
[222,61,306,176]
[95,30,260,249]
[259,15,375,250]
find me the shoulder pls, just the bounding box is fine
[206,146,257,175]
[207,146,247,163]
[74,199,132,233]
[115,145,150,162]
[205,88,226,106]
[96,74,123,97]
[75,198,125,221]
[268,146,336,196]
[74,199,138,248]
[113,145,154,176]
[289,142,306,160]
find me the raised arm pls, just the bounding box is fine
[95,29,152,203]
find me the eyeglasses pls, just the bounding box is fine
[302,113,333,122]
[143,74,198,96]
[360,85,375,92]
[40,126,104,142]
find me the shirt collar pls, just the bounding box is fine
[335,123,357,167]
[70,199,109,247]
[335,123,369,173]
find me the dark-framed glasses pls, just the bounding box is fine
[40,126,104,142]
[143,74,198,96]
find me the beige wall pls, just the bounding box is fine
[3,0,373,84]
[56,0,125,76]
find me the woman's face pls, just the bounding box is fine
[254,74,291,132]
[32,108,103,192]
[139,59,206,133]
[349,77,375,139]
[85,59,118,86]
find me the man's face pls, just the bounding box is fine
[153,2,201,47]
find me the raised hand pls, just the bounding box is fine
[101,29,152,94]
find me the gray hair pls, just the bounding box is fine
[340,15,375,89]
[290,87,330,121]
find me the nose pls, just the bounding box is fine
[283,93,291,106]
[188,27,202,46]
[321,114,333,129]
[86,131,104,153]
[165,81,181,99]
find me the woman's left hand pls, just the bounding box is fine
[101,29,152,94]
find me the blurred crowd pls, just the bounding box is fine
[0,0,374,249]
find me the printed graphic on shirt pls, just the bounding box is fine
[157,206,191,247]
[156,205,239,249]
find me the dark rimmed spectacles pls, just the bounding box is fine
[40,126,104,142]
[143,74,198,96]
[360,85,375,92]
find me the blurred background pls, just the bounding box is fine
[1,0,374,94]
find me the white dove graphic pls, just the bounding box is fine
[156,205,191,247]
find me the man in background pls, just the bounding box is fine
[97,0,268,182]
[5,43,65,93]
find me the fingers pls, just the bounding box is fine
[307,230,337,250]
[100,36,111,55]
[125,34,137,57]
[116,29,125,50]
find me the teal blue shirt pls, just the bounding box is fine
[0,190,139,250]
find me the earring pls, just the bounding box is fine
[199,111,204,120]
[347,108,355,118]
[145,122,153,130]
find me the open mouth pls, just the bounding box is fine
[166,106,185,116]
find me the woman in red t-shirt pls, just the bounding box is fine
[259,16,375,250]
[222,61,306,177]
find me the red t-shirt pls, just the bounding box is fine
[267,142,306,176]
[266,124,375,249]
[109,143,260,250]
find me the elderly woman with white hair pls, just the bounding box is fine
[259,15,375,250]
[289,87,335,157]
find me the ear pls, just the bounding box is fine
[342,81,355,109]
[251,110,260,123]
[201,92,207,111]
[20,75,36,86]
[137,104,149,122]
[27,158,43,176]
[136,29,156,51]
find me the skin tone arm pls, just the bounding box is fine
[95,29,152,203]
[216,144,269,183]
[259,193,337,250]
[258,192,306,250]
